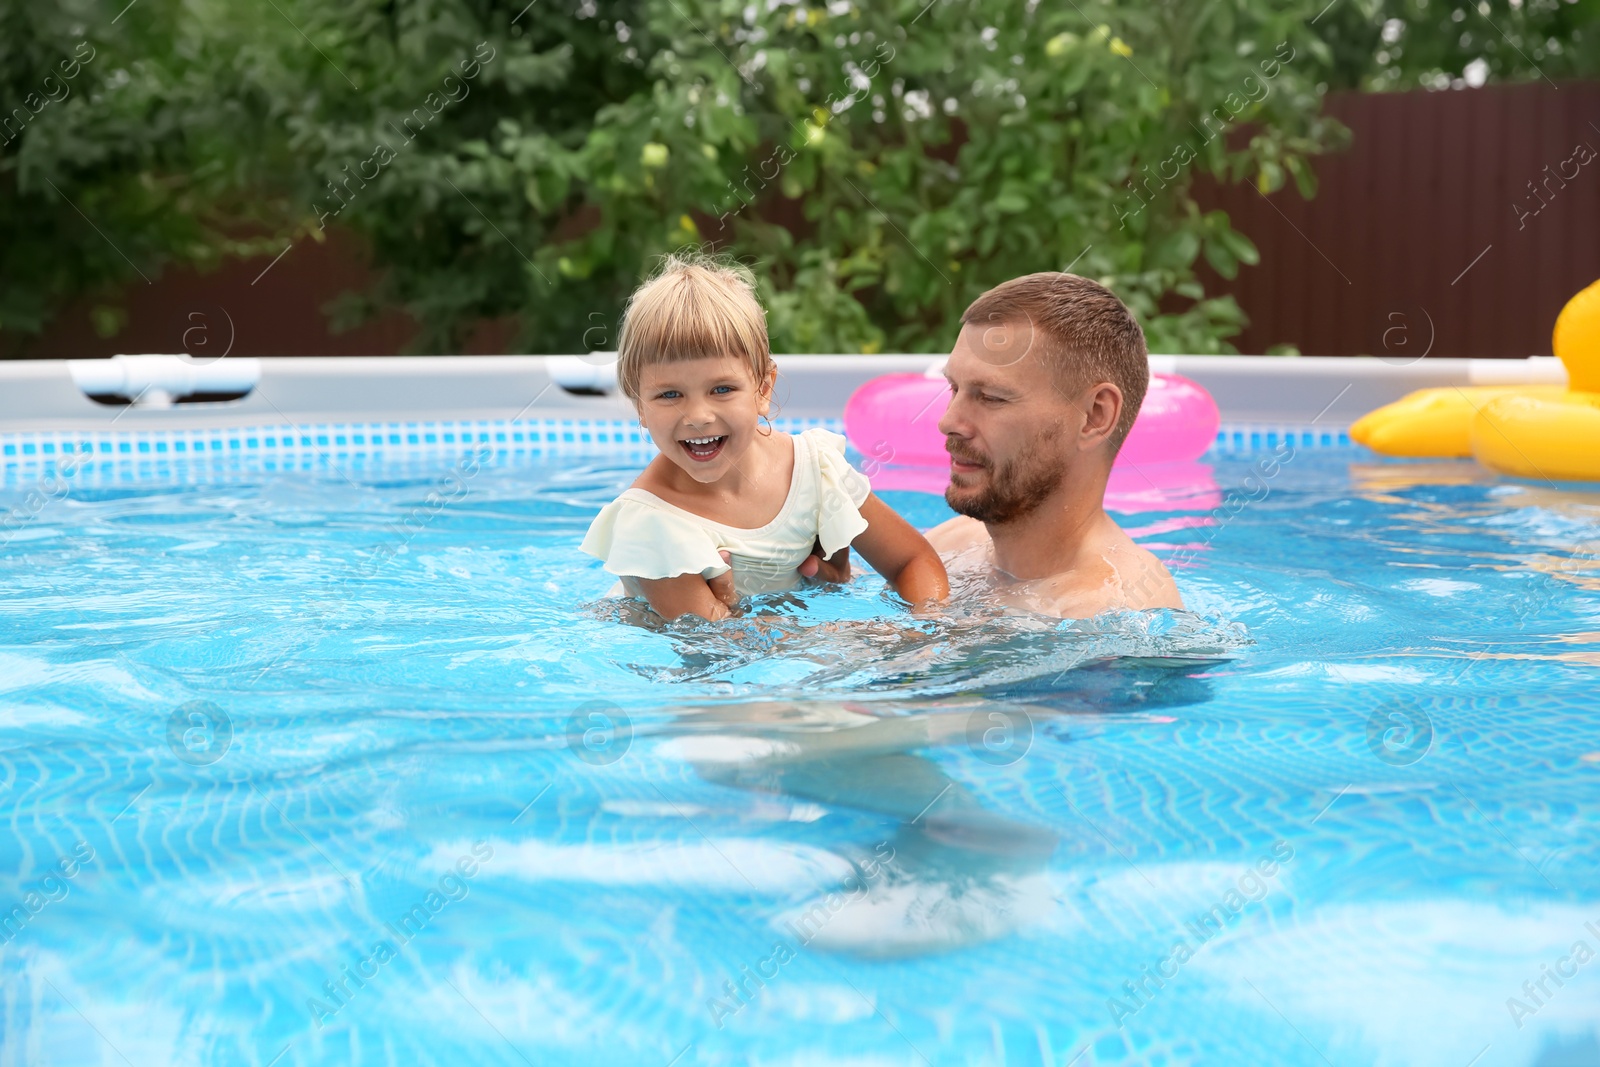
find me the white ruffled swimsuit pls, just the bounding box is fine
[581,428,873,599]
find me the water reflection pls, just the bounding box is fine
[656,654,1223,958]
[586,572,1244,956]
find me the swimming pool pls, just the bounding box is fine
[1,424,1597,1067]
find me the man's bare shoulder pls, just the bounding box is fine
[1021,530,1183,617]
[1054,535,1182,613]
[1115,539,1184,611]
[925,512,1182,618]
[925,516,988,555]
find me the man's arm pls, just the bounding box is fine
[704,545,855,614]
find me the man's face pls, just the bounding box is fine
[937,321,1082,524]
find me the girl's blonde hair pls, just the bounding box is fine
[616,252,775,402]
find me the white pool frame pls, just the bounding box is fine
[0,353,1568,462]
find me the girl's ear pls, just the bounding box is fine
[756,364,778,415]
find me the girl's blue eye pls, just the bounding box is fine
[658,390,681,400]
[711,385,733,395]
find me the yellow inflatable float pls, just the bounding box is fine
[1351,280,1600,481]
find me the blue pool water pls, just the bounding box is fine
[1,440,1598,1067]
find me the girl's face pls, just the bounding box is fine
[636,355,775,483]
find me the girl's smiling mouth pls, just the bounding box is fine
[680,435,728,461]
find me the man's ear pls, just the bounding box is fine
[1078,382,1123,451]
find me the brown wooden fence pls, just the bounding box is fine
[15,80,1600,360]
[1195,80,1600,358]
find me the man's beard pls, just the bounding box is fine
[943,427,1067,525]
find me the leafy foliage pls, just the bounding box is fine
[1316,0,1600,91]
[0,0,1372,355]
[0,0,293,350]
[552,0,1347,354]
[310,0,1350,353]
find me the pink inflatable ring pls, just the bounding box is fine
[843,370,1220,469]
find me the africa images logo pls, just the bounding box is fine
[1108,841,1295,1028]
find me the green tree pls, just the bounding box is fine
[1315,0,1600,91]
[5,0,1349,356]
[293,0,1347,354]
[0,0,292,352]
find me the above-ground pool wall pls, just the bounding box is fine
[0,353,1567,434]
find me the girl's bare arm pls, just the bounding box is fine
[848,493,950,609]
[627,573,733,621]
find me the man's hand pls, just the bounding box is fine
[707,543,851,613]
[707,551,739,611]
[799,540,851,584]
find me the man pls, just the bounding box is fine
[797,272,1183,618]
[922,271,1183,616]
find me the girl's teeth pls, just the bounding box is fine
[681,435,726,460]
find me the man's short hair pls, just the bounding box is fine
[960,272,1149,449]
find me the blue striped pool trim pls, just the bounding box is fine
[0,416,837,463]
[0,417,1350,467]
[1209,424,1353,451]
[0,418,1354,494]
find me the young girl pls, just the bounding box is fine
[581,255,949,621]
